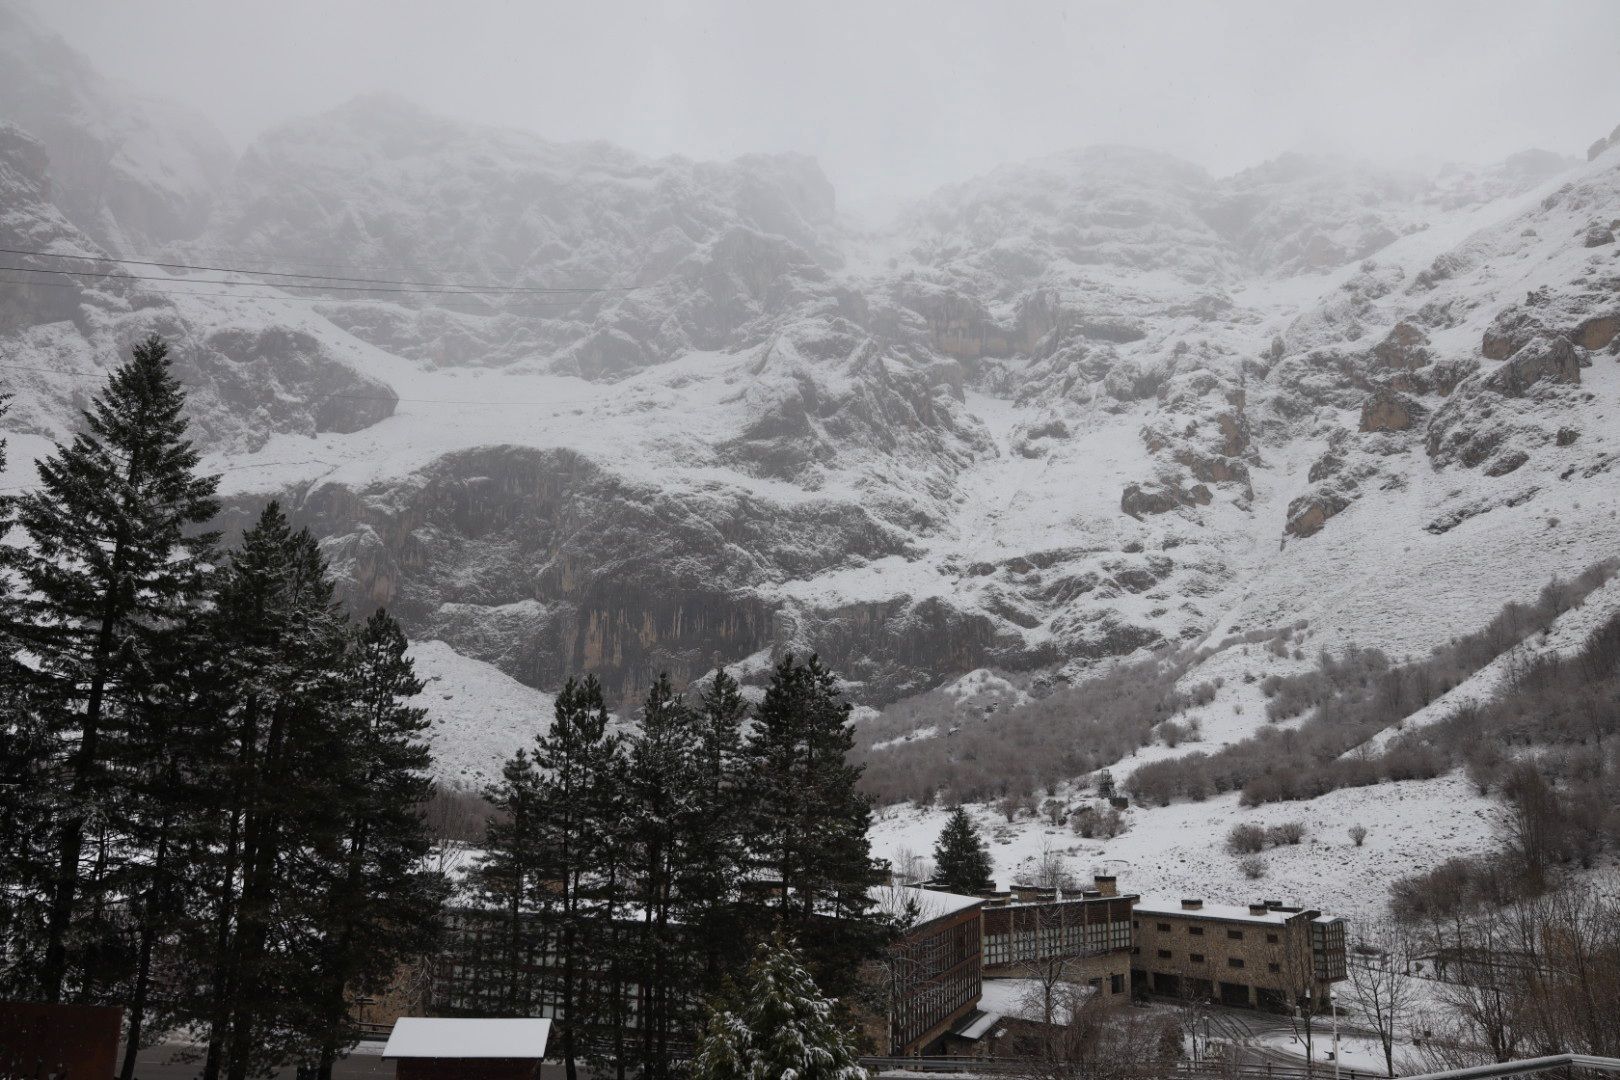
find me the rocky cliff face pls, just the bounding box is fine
[4,11,1620,722]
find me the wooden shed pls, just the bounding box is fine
[0,1002,122,1078]
[381,1017,552,1080]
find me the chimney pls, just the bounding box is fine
[1249,903,1269,916]
[1093,874,1117,898]
[1181,898,1203,911]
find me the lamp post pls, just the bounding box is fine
[1331,987,1341,1080]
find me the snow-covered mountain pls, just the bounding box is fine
[3,3,1618,816]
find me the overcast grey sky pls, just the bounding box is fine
[32,0,1620,216]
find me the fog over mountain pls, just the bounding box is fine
[3,0,1620,800]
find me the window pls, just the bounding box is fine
[1158,923,1171,932]
[1132,920,1140,929]
[1268,963,1280,973]
[1228,929,1244,941]
[1228,958,1245,969]
[1157,949,1172,959]
[1088,977,1101,990]
[1190,953,1205,964]
[1110,974,1124,994]
[1132,946,1140,955]
[1267,933,1280,944]
[1189,925,1204,936]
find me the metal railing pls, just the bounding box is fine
[857,1054,1620,1080]
[1397,1056,1620,1080]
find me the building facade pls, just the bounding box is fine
[980,876,1137,998]
[869,885,985,1055]
[1130,898,1346,1009]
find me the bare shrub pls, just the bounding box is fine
[1238,854,1267,879]
[1266,821,1305,846]
[1226,823,1266,854]
[1349,824,1368,847]
[856,647,1199,806]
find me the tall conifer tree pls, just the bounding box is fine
[475,749,547,1016]
[309,609,446,1080]
[532,675,624,1080]
[687,670,748,983]
[932,807,993,894]
[744,653,884,994]
[114,617,222,1080]
[184,504,350,1080]
[0,393,54,993]
[625,673,701,1080]
[9,335,219,1002]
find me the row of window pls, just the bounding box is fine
[1137,919,1281,945]
[983,919,1132,966]
[1149,949,1281,974]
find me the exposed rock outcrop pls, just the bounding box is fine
[1359,387,1426,432]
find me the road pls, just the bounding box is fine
[1198,1003,1381,1079]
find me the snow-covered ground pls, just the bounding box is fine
[872,772,1502,927]
[410,639,555,788]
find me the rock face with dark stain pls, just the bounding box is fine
[283,446,901,702]
[1359,387,1426,433]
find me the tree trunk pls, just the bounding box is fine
[119,816,174,1080]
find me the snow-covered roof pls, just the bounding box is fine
[871,883,984,922]
[978,977,1094,1023]
[382,1017,551,1059]
[956,1010,1003,1040]
[1133,898,1295,925]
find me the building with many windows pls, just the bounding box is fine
[980,875,1137,997]
[1130,898,1346,1009]
[867,885,985,1055]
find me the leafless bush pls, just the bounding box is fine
[1349,824,1368,847]
[1123,561,1619,812]
[1238,854,1266,879]
[856,647,1200,805]
[1226,823,1266,854]
[1266,821,1306,846]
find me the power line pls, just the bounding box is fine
[149,242,545,276]
[0,260,640,298]
[0,245,640,294]
[0,275,606,310]
[0,360,606,407]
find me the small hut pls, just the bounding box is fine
[381,1017,551,1080]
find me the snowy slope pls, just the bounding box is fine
[2,13,1619,839]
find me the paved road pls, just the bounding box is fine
[1199,1003,1377,1078]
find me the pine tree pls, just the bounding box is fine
[113,616,224,1080]
[743,654,884,995]
[686,669,749,984]
[309,609,446,1080]
[532,674,625,1080]
[624,673,702,1080]
[180,503,352,1080]
[9,335,219,1002]
[475,749,547,1016]
[931,807,993,894]
[690,934,868,1080]
[0,392,54,994]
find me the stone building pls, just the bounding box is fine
[1130,898,1346,1009]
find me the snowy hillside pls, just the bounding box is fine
[2,5,1618,831]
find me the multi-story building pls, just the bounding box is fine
[868,885,985,1055]
[1130,898,1346,1009]
[979,875,1137,998]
